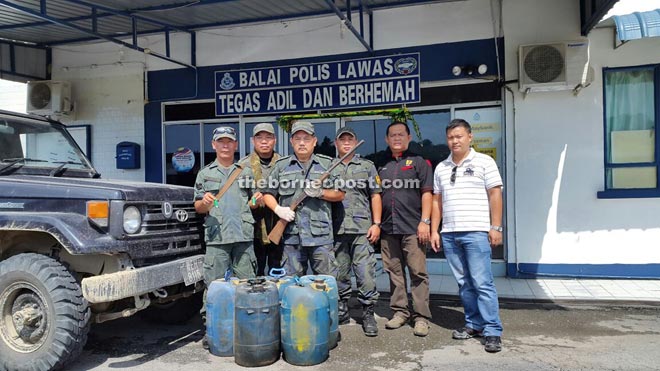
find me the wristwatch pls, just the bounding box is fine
[421,218,431,225]
[373,222,381,227]
[490,225,503,232]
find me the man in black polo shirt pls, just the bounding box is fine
[378,121,433,337]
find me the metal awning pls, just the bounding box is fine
[0,0,453,81]
[0,0,447,46]
[0,0,606,82]
[613,8,660,41]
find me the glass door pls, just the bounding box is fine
[164,123,200,187]
[164,120,239,187]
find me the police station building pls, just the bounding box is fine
[2,0,659,281]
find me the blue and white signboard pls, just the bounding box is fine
[215,53,420,116]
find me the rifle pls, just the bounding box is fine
[268,139,365,244]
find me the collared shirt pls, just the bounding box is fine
[378,149,433,235]
[262,153,339,247]
[332,155,381,235]
[433,148,502,233]
[194,160,255,245]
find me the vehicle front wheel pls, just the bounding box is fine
[0,253,91,371]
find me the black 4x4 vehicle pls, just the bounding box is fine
[0,110,205,370]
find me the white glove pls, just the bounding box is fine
[304,186,323,198]
[304,180,323,198]
[274,205,295,222]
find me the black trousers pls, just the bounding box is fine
[254,238,283,277]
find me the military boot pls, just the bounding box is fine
[362,305,378,337]
[338,299,350,325]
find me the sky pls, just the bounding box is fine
[604,0,660,19]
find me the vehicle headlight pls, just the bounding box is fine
[123,206,142,234]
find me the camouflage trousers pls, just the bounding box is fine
[281,242,338,278]
[201,242,256,315]
[203,241,257,284]
[335,234,380,306]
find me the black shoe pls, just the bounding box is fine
[452,327,483,340]
[338,300,350,325]
[202,336,209,350]
[361,305,378,337]
[484,336,502,353]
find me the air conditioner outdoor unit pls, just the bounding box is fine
[518,40,591,94]
[26,80,73,115]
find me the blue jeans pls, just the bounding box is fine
[442,231,503,337]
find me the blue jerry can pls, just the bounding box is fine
[206,277,240,357]
[280,283,330,366]
[267,268,296,300]
[301,274,339,349]
[234,278,281,367]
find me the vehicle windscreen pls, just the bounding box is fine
[0,117,94,175]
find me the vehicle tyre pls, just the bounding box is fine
[141,291,203,325]
[0,253,91,371]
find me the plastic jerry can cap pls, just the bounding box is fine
[248,277,266,285]
[312,283,327,291]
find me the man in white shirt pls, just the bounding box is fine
[430,118,503,353]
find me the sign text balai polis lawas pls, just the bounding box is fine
[214,53,420,116]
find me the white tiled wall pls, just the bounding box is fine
[55,64,146,181]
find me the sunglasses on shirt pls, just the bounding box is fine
[450,166,457,184]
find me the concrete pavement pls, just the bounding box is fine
[67,270,660,370]
[69,296,660,371]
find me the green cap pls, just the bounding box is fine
[253,123,275,135]
[291,121,314,135]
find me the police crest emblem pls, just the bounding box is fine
[394,57,418,75]
[219,73,235,90]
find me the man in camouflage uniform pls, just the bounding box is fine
[194,126,257,283]
[332,126,382,337]
[262,121,344,277]
[239,123,282,276]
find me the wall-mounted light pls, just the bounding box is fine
[477,64,488,75]
[452,64,488,77]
